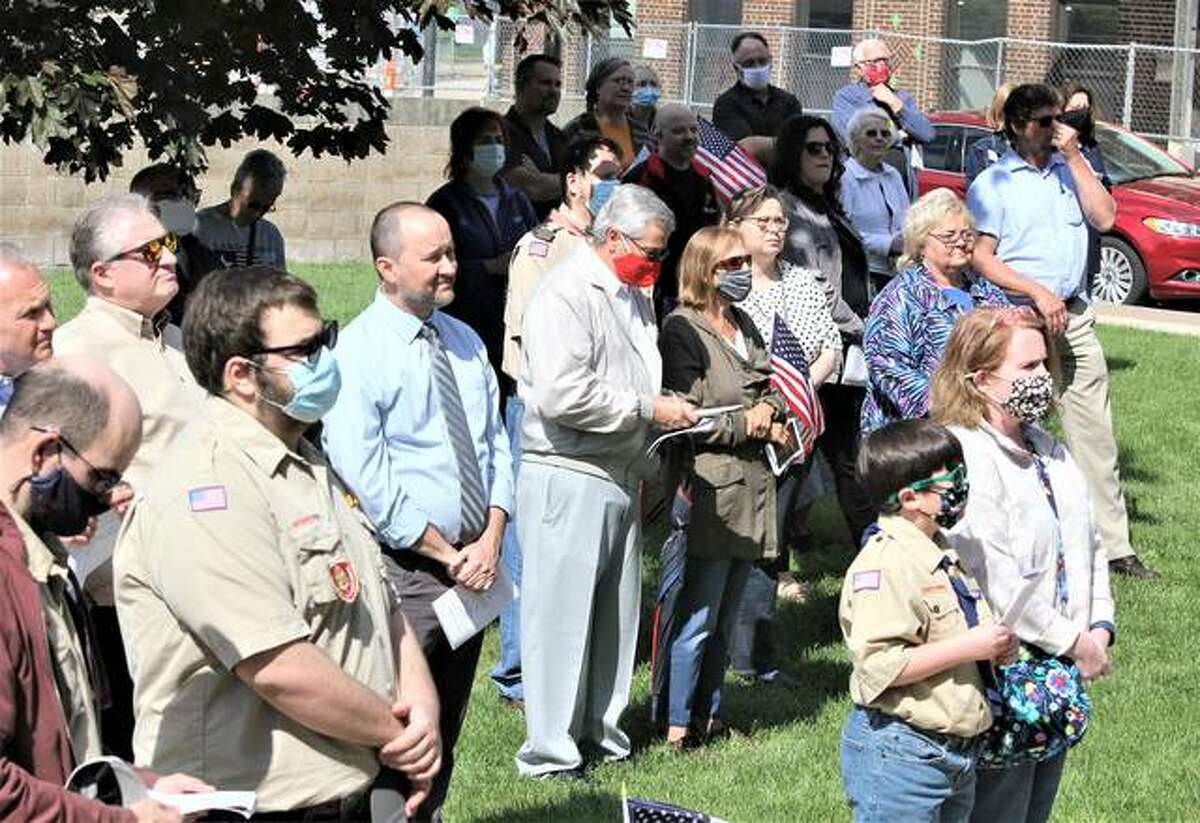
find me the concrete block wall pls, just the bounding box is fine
[0,96,583,268]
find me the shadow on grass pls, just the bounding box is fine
[1106,355,1136,373]
[469,789,619,823]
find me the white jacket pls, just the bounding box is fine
[948,422,1115,656]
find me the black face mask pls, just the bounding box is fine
[25,466,111,537]
[1060,108,1093,141]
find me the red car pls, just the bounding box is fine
[917,111,1200,305]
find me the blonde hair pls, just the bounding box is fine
[898,187,975,270]
[677,226,743,310]
[986,82,1017,130]
[930,306,1059,429]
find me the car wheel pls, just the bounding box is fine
[1092,237,1147,305]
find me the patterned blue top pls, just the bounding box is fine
[861,264,1009,433]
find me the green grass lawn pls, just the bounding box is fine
[47,264,1200,821]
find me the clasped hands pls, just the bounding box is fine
[378,700,442,818]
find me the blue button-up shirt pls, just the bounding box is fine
[0,375,12,419]
[322,290,514,549]
[840,158,909,276]
[966,149,1090,301]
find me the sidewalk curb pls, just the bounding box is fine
[1094,304,1200,337]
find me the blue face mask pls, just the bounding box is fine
[739,64,772,90]
[471,143,507,177]
[589,179,619,216]
[632,86,661,108]
[258,347,342,423]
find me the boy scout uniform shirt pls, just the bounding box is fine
[3,501,103,763]
[501,218,588,380]
[839,514,994,739]
[114,397,397,812]
[52,297,204,490]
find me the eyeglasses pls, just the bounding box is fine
[103,233,179,265]
[865,129,893,140]
[886,463,966,505]
[743,216,787,233]
[247,320,339,364]
[30,425,124,497]
[624,235,670,262]
[930,230,978,248]
[714,254,752,273]
[857,57,892,69]
[803,140,835,157]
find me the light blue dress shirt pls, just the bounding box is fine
[840,158,909,276]
[322,291,514,550]
[0,375,12,419]
[966,149,1090,301]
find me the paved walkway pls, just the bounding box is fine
[1095,303,1200,337]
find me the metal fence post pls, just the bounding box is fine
[994,39,1005,87]
[585,31,594,80]
[1123,45,1136,128]
[484,19,497,99]
[684,22,697,106]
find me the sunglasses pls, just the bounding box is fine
[865,129,893,140]
[803,140,835,157]
[1033,115,1061,128]
[103,233,179,265]
[715,254,752,273]
[886,463,966,505]
[625,235,670,262]
[930,230,977,248]
[247,320,339,364]
[30,425,124,497]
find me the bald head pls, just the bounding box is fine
[0,356,142,521]
[0,245,55,377]
[370,202,457,318]
[655,104,700,168]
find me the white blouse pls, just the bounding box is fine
[741,260,842,366]
[947,422,1115,656]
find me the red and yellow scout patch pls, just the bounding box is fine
[328,558,360,603]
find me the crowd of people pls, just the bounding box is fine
[0,29,1157,823]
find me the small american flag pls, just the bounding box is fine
[623,797,728,823]
[769,314,825,456]
[694,118,767,203]
[187,485,228,513]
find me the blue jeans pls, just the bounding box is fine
[489,395,524,701]
[666,556,751,728]
[969,752,1066,823]
[840,706,979,823]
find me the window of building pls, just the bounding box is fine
[1057,0,1121,44]
[689,0,742,25]
[943,0,1008,110]
[797,0,853,28]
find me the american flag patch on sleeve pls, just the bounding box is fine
[188,485,228,512]
[853,570,881,592]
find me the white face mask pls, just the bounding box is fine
[155,198,198,236]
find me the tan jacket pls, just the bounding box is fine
[658,306,784,561]
[518,244,661,485]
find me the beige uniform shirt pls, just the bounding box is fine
[501,217,588,380]
[3,501,103,762]
[115,397,398,812]
[839,514,994,738]
[53,296,203,490]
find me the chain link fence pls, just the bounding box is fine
[368,20,1200,154]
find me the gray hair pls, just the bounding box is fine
[232,149,287,192]
[0,362,109,451]
[0,242,31,271]
[846,107,894,156]
[69,193,154,291]
[899,187,975,269]
[851,38,889,64]
[590,184,676,244]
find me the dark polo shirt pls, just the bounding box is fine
[502,106,568,221]
[712,82,802,141]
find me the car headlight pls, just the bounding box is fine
[1143,217,1200,237]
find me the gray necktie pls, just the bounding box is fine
[420,321,487,542]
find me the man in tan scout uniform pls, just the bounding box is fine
[115,267,441,819]
[55,193,208,758]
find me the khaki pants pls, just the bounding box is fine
[1057,301,1133,561]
